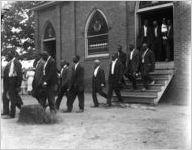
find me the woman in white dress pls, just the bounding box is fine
[26,67,35,95]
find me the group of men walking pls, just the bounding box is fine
[2,41,155,118]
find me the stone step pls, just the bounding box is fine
[150,70,174,75]
[122,88,160,93]
[113,96,156,105]
[155,62,174,69]
[125,79,166,84]
[119,91,157,97]
[124,83,163,90]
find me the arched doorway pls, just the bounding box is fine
[43,22,56,59]
[136,1,174,62]
[85,9,109,58]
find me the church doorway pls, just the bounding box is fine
[43,21,56,59]
[136,2,174,61]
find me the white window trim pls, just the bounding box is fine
[84,9,109,58]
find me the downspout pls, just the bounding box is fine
[125,1,128,53]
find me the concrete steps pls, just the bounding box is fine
[113,62,175,105]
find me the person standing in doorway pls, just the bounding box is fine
[92,59,107,107]
[66,56,84,113]
[138,19,151,48]
[107,53,123,106]
[167,19,173,61]
[151,20,162,61]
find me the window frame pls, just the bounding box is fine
[85,9,109,59]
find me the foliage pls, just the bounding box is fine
[1,1,40,60]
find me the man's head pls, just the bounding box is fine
[117,45,122,52]
[153,20,158,27]
[6,50,15,61]
[129,44,134,51]
[142,43,148,51]
[144,19,148,26]
[167,19,171,25]
[111,53,118,61]
[41,51,49,61]
[94,59,101,68]
[73,55,80,64]
[162,18,166,24]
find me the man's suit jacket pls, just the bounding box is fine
[108,60,123,85]
[126,49,140,74]
[167,25,173,41]
[118,51,127,67]
[151,26,162,42]
[43,57,58,87]
[69,63,84,91]
[92,67,106,90]
[32,59,45,89]
[4,58,22,89]
[141,49,155,73]
[60,67,70,87]
[138,26,151,45]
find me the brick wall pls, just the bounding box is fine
[165,1,191,105]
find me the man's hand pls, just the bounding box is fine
[42,82,47,88]
[101,84,105,87]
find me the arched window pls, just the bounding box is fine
[43,21,56,59]
[44,22,56,40]
[85,9,109,58]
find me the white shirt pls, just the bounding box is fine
[130,49,135,60]
[111,59,117,75]
[142,49,149,63]
[144,26,147,37]
[9,57,17,77]
[60,65,67,78]
[75,62,79,70]
[43,56,51,75]
[154,27,158,37]
[94,66,100,77]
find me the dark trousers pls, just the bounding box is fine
[2,89,9,115]
[92,86,107,106]
[127,73,137,89]
[151,38,162,61]
[163,39,170,61]
[107,80,123,105]
[141,65,153,89]
[47,86,56,112]
[67,86,84,111]
[55,85,68,109]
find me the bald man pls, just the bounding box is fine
[92,59,107,107]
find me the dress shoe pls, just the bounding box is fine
[141,88,147,91]
[91,105,99,108]
[76,109,84,113]
[62,109,72,113]
[149,81,155,85]
[2,115,15,119]
[1,113,9,116]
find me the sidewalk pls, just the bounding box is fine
[1,94,191,149]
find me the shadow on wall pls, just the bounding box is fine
[159,76,190,105]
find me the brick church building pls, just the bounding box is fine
[32,1,191,104]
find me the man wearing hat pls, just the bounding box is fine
[92,59,107,107]
[55,60,70,110]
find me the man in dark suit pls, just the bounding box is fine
[92,59,107,107]
[2,50,23,118]
[151,20,162,61]
[125,44,140,90]
[141,43,155,91]
[55,60,70,110]
[32,52,47,109]
[107,53,123,106]
[167,19,173,61]
[66,56,84,112]
[138,19,151,48]
[41,51,58,113]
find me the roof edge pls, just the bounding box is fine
[31,1,59,11]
